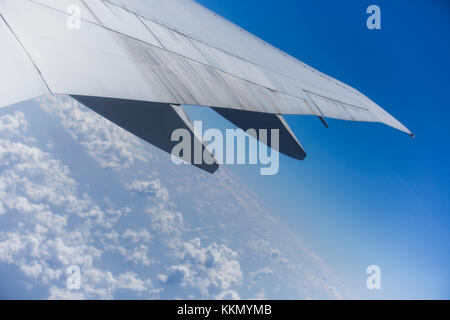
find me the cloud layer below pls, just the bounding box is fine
[0,97,348,299]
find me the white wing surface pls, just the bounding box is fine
[0,0,413,172]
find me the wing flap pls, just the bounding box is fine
[213,107,307,160]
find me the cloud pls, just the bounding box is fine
[126,179,169,201]
[124,245,153,267]
[20,261,43,279]
[49,286,85,300]
[250,267,274,281]
[116,272,151,292]
[0,135,85,216]
[214,290,240,300]
[0,111,27,137]
[37,96,148,169]
[0,111,160,299]
[122,228,153,244]
[161,238,243,297]
[0,232,29,264]
[48,266,156,300]
[147,205,184,235]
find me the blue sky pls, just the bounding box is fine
[192,0,450,299]
[0,0,448,300]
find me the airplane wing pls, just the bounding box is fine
[0,0,413,173]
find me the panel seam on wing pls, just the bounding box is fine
[105,0,358,97]
[26,0,361,113]
[0,13,53,95]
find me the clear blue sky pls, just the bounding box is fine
[191,0,450,299]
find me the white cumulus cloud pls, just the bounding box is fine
[161,238,243,297]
